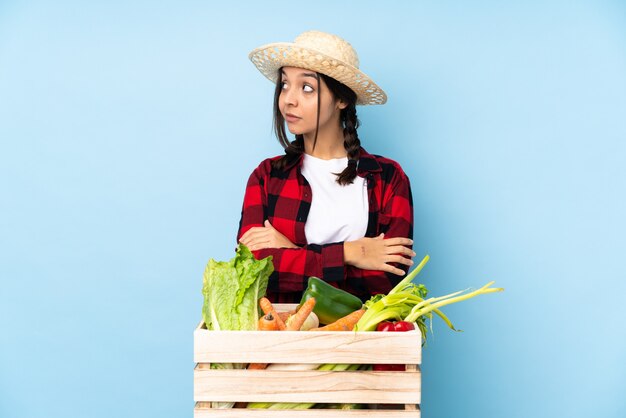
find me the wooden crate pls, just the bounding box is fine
[194,304,422,417]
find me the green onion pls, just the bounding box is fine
[404,281,503,325]
[353,255,504,343]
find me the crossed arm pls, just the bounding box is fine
[239,220,414,276]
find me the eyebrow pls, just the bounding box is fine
[281,70,318,80]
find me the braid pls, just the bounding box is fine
[335,104,361,185]
[273,135,304,170]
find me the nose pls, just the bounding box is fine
[282,87,297,107]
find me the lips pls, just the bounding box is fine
[284,113,301,123]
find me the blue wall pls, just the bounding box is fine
[1,1,624,417]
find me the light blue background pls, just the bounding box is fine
[1,1,625,417]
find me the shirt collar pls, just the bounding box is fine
[355,147,383,176]
[283,147,382,175]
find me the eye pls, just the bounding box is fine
[303,84,314,93]
[280,81,288,89]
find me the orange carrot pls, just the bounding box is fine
[310,309,366,331]
[258,313,279,331]
[249,312,276,370]
[247,362,268,370]
[285,297,316,331]
[259,297,286,330]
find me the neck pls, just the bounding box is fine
[303,125,346,160]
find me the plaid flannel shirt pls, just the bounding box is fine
[237,147,414,303]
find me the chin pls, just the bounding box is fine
[287,126,303,135]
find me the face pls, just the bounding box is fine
[278,67,347,138]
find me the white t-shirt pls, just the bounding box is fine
[300,154,369,245]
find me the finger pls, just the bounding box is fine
[247,243,264,251]
[246,237,271,251]
[239,234,254,247]
[241,227,271,241]
[386,254,414,267]
[239,231,254,245]
[247,243,266,251]
[240,226,266,241]
[375,233,385,240]
[385,245,416,257]
[241,230,271,247]
[239,230,253,243]
[264,219,273,229]
[380,263,406,276]
[383,237,413,247]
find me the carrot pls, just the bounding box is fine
[286,297,316,331]
[310,309,366,331]
[258,312,279,331]
[247,362,268,370]
[249,312,277,370]
[259,297,286,330]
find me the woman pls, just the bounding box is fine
[238,30,415,303]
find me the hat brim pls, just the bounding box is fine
[249,42,387,105]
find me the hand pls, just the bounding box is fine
[344,233,415,276]
[239,220,299,251]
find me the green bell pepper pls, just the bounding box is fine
[299,277,364,325]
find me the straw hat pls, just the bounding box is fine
[248,30,387,105]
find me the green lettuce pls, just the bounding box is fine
[202,244,273,331]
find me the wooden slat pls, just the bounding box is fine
[194,327,421,364]
[194,407,420,418]
[194,369,421,404]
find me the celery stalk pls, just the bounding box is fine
[389,254,430,294]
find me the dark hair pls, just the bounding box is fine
[271,68,361,185]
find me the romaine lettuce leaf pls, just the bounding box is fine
[202,244,273,331]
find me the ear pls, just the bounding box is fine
[336,99,348,110]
